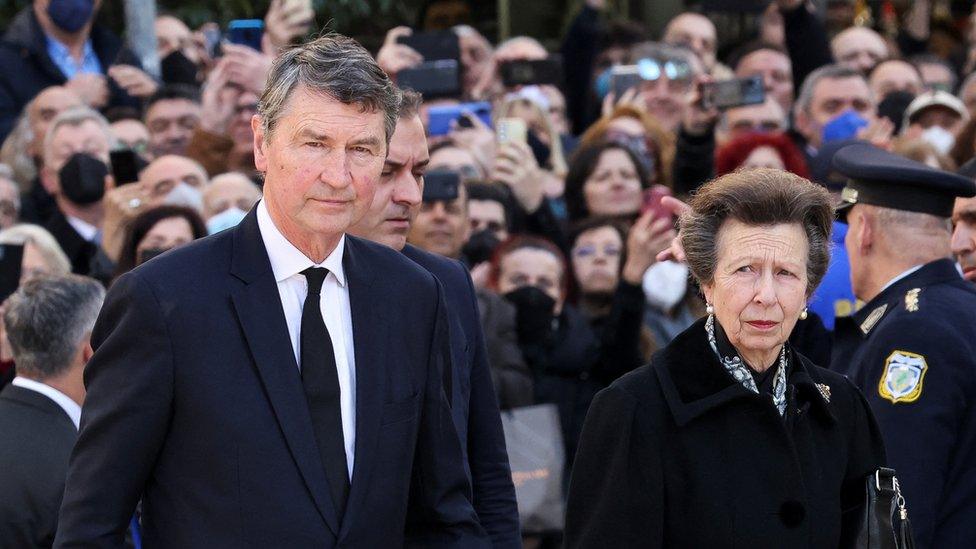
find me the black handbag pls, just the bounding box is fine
[857,468,916,549]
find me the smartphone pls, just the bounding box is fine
[397,59,461,100]
[496,118,527,145]
[227,19,264,52]
[422,170,461,203]
[610,65,643,98]
[0,244,23,302]
[397,30,460,62]
[427,101,491,137]
[110,149,142,186]
[500,58,563,87]
[202,25,221,57]
[641,185,674,221]
[700,75,765,110]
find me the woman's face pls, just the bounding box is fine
[702,220,809,360]
[497,247,564,313]
[583,149,644,217]
[572,226,622,295]
[741,146,786,171]
[136,216,195,260]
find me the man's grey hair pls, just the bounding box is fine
[398,89,423,120]
[42,107,114,167]
[258,33,401,143]
[3,274,105,380]
[795,64,869,115]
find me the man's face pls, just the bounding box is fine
[832,28,888,73]
[203,174,261,219]
[952,196,976,282]
[798,76,875,148]
[139,155,208,204]
[719,98,786,144]
[155,15,196,62]
[253,85,387,247]
[407,184,469,258]
[458,30,492,96]
[869,60,923,99]
[637,73,694,133]
[349,116,429,250]
[27,86,83,159]
[736,49,794,113]
[110,119,150,157]
[41,120,111,196]
[664,13,717,71]
[429,145,483,181]
[468,199,508,241]
[145,98,201,157]
[844,205,870,299]
[229,90,259,155]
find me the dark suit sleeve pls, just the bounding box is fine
[782,2,833,93]
[460,266,521,547]
[405,281,491,549]
[564,384,663,548]
[55,271,175,548]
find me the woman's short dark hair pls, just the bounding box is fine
[114,205,208,279]
[680,168,833,295]
[564,141,650,222]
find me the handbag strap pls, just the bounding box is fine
[860,468,915,549]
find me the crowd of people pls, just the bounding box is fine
[0,0,975,547]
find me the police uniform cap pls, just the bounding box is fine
[831,142,976,221]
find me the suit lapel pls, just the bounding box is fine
[228,210,340,535]
[340,237,388,535]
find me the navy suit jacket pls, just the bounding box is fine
[54,209,488,548]
[402,245,520,547]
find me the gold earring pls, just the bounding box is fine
[706,303,714,316]
[800,308,808,320]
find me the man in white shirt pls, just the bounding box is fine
[0,274,104,547]
[39,106,115,284]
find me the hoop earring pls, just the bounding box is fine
[706,303,714,316]
[799,308,808,320]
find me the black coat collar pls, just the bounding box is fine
[653,317,836,426]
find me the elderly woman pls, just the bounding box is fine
[564,169,886,548]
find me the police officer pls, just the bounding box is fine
[830,142,976,549]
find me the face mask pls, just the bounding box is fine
[59,152,107,205]
[642,260,689,312]
[461,228,501,266]
[821,110,869,144]
[503,286,557,345]
[921,125,955,155]
[160,50,199,87]
[206,206,247,235]
[47,0,95,33]
[163,182,204,212]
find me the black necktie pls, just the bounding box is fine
[300,267,349,517]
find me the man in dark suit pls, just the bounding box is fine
[349,90,521,548]
[0,275,105,547]
[55,34,488,548]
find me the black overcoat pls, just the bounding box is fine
[564,318,886,548]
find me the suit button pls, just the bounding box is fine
[779,500,805,528]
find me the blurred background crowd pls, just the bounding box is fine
[2,0,976,547]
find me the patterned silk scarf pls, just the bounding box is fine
[705,314,788,416]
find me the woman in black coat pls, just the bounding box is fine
[564,169,886,548]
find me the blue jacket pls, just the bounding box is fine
[402,244,520,548]
[0,7,142,141]
[809,220,857,331]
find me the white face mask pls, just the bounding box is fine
[920,125,955,155]
[163,182,204,212]
[206,206,247,234]
[642,260,689,312]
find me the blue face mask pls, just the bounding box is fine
[821,110,869,145]
[47,0,95,33]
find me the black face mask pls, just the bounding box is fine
[504,285,557,345]
[59,152,107,206]
[160,51,200,87]
[461,229,501,266]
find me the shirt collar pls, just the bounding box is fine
[256,200,346,287]
[66,215,99,242]
[11,376,81,429]
[879,264,924,294]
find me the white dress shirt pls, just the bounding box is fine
[257,200,356,479]
[66,215,99,242]
[12,376,81,429]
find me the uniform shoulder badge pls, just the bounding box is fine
[904,288,921,312]
[878,350,928,404]
[860,304,888,335]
